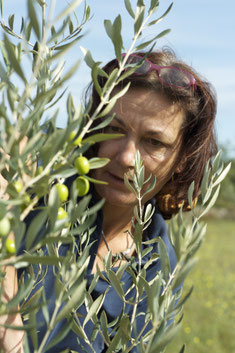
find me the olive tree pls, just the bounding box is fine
[0,0,230,352]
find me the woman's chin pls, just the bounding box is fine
[95,184,137,208]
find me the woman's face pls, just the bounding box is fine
[93,87,185,209]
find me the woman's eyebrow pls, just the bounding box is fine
[113,116,125,126]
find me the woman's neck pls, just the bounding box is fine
[102,202,134,241]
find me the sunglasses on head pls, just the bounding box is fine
[122,53,197,90]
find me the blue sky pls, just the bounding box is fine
[2,0,235,153]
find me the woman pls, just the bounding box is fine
[1,49,217,352]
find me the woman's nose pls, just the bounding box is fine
[116,138,137,168]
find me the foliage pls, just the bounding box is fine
[167,219,235,353]
[0,0,231,352]
[214,152,235,211]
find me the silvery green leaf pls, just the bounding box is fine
[148,0,159,14]
[133,174,139,190]
[116,262,130,281]
[82,133,123,144]
[28,309,38,349]
[141,246,153,258]
[107,269,124,299]
[27,0,40,39]
[124,0,135,18]
[80,46,95,68]
[200,159,210,200]
[4,34,26,82]
[144,203,154,222]
[8,14,14,30]
[100,311,111,345]
[89,115,115,131]
[175,286,193,311]
[134,223,143,254]
[70,214,96,235]
[178,344,186,353]
[134,3,145,35]
[112,15,123,62]
[13,220,26,252]
[138,165,145,189]
[102,68,119,95]
[85,175,108,185]
[110,81,131,100]
[133,205,141,222]
[69,16,74,34]
[51,167,77,179]
[48,184,60,230]
[177,203,184,228]
[212,162,231,187]
[86,198,105,216]
[120,314,131,339]
[136,30,171,51]
[143,173,152,184]
[35,0,45,6]
[158,237,171,282]
[104,250,113,271]
[173,258,197,290]
[142,238,159,245]
[6,276,34,309]
[26,210,48,250]
[71,321,87,340]
[41,290,49,325]
[187,181,194,210]
[149,324,179,353]
[88,157,110,169]
[104,19,113,41]
[92,62,102,96]
[202,183,213,205]
[212,150,222,173]
[106,330,122,353]
[46,320,73,350]
[124,174,137,196]
[74,195,92,218]
[147,275,161,320]
[147,3,173,26]
[88,271,100,294]
[142,175,156,198]
[20,286,44,313]
[83,293,105,327]
[97,98,117,118]
[55,279,87,324]
[55,0,83,21]
[200,184,221,218]
[17,255,62,266]
[48,18,69,45]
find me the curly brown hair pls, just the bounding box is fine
[85,48,218,218]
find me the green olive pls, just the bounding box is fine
[57,207,68,220]
[74,156,90,175]
[5,238,16,254]
[56,184,69,203]
[75,176,90,197]
[13,180,23,193]
[68,131,82,146]
[0,217,11,237]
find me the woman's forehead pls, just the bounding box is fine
[112,88,185,127]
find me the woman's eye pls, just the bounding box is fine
[104,126,124,134]
[146,138,163,147]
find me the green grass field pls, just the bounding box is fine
[166,219,235,353]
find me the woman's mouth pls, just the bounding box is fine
[106,172,134,189]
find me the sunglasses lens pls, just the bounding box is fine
[159,68,191,88]
[126,56,151,75]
